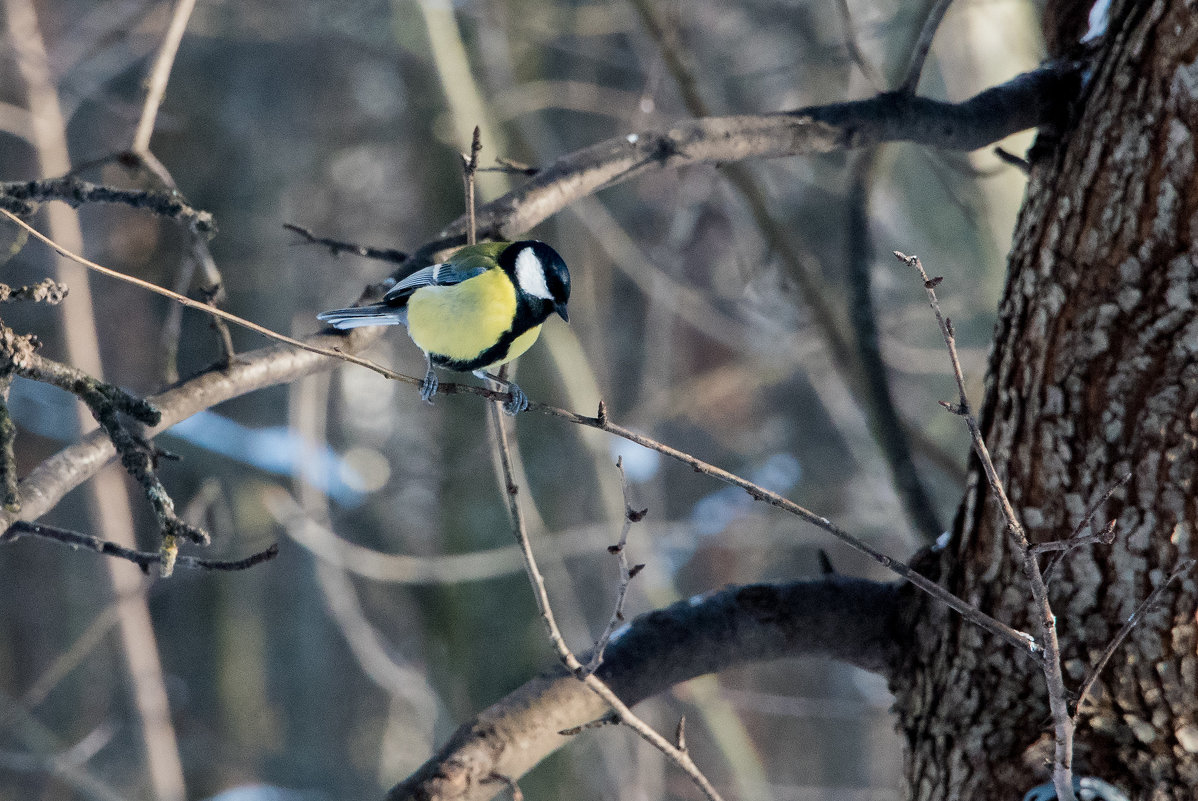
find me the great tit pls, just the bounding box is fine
[318,240,570,415]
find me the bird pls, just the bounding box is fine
[317,240,570,415]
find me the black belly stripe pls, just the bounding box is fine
[432,332,513,372]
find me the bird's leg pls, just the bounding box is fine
[473,370,528,416]
[420,354,439,404]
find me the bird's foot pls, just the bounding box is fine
[502,383,529,416]
[419,367,439,405]
[473,370,528,415]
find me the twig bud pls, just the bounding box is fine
[674,716,687,752]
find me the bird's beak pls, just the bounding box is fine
[556,304,569,323]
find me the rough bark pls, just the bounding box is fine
[893,2,1198,799]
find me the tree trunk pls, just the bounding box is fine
[893,2,1198,799]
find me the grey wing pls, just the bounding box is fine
[383,262,486,302]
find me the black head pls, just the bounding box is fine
[502,240,571,322]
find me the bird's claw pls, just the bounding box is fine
[419,368,438,405]
[502,384,528,416]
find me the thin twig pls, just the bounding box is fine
[481,157,538,176]
[1072,559,1196,719]
[3,211,1044,660]
[898,0,954,94]
[559,715,619,736]
[994,146,1031,172]
[462,126,482,246]
[585,457,646,673]
[283,223,409,264]
[1037,473,1131,581]
[1037,519,1118,587]
[895,250,1076,801]
[1064,474,1131,543]
[0,325,212,569]
[559,399,1041,655]
[628,0,861,418]
[845,150,943,539]
[1031,520,1117,556]
[131,0,197,154]
[97,149,233,377]
[2,521,278,572]
[488,406,726,801]
[1,209,419,388]
[834,0,884,90]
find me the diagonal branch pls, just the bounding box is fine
[387,577,902,801]
[421,62,1077,251]
[485,399,724,801]
[1,215,1038,660]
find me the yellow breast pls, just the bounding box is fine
[405,269,517,363]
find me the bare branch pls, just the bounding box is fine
[462,126,482,246]
[0,176,215,234]
[1,209,412,388]
[896,251,1076,801]
[0,89,1069,651]
[485,403,725,801]
[0,325,211,569]
[834,0,885,90]
[530,401,1039,656]
[1038,474,1131,581]
[898,0,954,93]
[0,224,1034,657]
[1073,559,1197,719]
[130,0,197,154]
[0,245,1036,659]
[2,521,278,572]
[388,578,903,801]
[845,151,943,539]
[426,64,1076,249]
[585,458,646,673]
[283,223,409,264]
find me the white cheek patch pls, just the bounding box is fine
[514,247,553,300]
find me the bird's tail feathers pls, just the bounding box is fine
[317,304,407,329]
